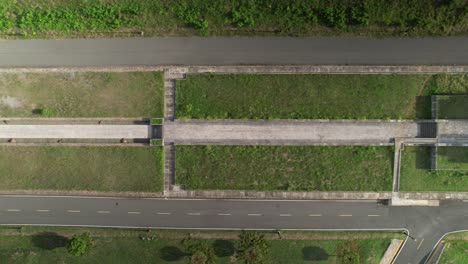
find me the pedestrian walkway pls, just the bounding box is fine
[0,125,149,139]
[164,120,421,145]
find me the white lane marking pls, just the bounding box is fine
[417,238,425,250]
[67,210,80,213]
[6,209,21,212]
[127,211,141,214]
[248,214,262,216]
[309,214,322,217]
[157,212,171,215]
[368,215,380,217]
[97,211,111,214]
[280,214,292,217]
[217,213,232,216]
[36,209,50,212]
[339,214,353,217]
[187,213,201,216]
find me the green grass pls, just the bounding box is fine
[436,95,468,119]
[439,240,468,264]
[437,147,468,170]
[176,145,393,191]
[400,147,468,192]
[0,226,395,264]
[0,145,163,192]
[0,72,164,117]
[176,74,467,120]
[0,0,466,38]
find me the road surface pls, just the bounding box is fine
[0,196,466,264]
[0,37,467,66]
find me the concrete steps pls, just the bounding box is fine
[164,143,175,193]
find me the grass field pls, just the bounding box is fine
[176,145,393,191]
[0,145,163,192]
[0,72,164,117]
[437,147,468,170]
[436,95,468,119]
[439,240,468,264]
[0,1,466,38]
[400,147,468,192]
[176,73,467,120]
[0,226,396,264]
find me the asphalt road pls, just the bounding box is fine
[0,37,467,66]
[0,196,467,263]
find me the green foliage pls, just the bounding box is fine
[337,240,361,264]
[40,108,53,117]
[183,238,217,264]
[237,231,269,264]
[67,232,92,256]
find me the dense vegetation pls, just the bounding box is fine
[176,145,393,191]
[0,0,466,37]
[177,74,467,120]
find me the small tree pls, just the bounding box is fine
[67,232,92,256]
[336,240,360,264]
[184,239,217,264]
[236,231,269,264]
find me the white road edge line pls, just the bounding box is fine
[6,209,21,212]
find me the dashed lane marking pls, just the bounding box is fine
[6,209,21,212]
[127,211,141,214]
[248,214,262,216]
[97,211,111,214]
[280,214,292,217]
[157,212,171,215]
[309,214,322,217]
[339,214,353,217]
[36,209,50,212]
[67,210,80,213]
[417,238,425,250]
[368,215,380,217]
[217,213,232,216]
[187,213,201,216]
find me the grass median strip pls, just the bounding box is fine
[400,146,468,192]
[176,73,466,120]
[0,145,163,192]
[0,226,397,264]
[176,145,393,191]
[0,72,164,117]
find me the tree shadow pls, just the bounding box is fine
[160,246,186,261]
[414,96,432,119]
[213,239,235,257]
[302,246,329,261]
[415,147,432,169]
[31,232,69,250]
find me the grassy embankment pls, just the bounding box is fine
[0,226,400,264]
[177,74,467,119]
[0,1,466,38]
[176,145,393,191]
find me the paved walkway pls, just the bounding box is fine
[0,125,149,139]
[164,120,420,145]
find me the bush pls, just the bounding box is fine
[67,233,92,256]
[336,240,361,264]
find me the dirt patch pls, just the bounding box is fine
[0,95,24,108]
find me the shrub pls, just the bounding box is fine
[67,233,92,256]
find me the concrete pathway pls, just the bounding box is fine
[0,125,149,139]
[164,120,420,145]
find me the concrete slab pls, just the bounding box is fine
[0,125,149,139]
[164,120,419,145]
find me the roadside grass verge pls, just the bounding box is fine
[175,145,393,191]
[0,145,163,192]
[0,72,164,117]
[0,226,397,264]
[439,240,468,264]
[399,146,468,192]
[176,73,466,120]
[0,1,466,38]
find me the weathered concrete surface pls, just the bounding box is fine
[164,120,419,145]
[168,190,392,200]
[0,125,149,139]
[400,192,468,200]
[380,239,403,264]
[438,120,468,137]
